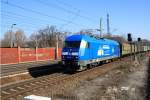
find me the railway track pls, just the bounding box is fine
[0,60,58,77]
[1,73,68,100]
[1,56,131,100]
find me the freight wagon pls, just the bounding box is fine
[121,43,137,56]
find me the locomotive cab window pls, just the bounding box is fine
[64,41,81,48]
[85,42,89,48]
[80,40,89,48]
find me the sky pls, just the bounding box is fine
[1,0,150,40]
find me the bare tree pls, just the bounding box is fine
[1,29,26,47]
[103,33,127,43]
[27,32,39,47]
[103,33,112,38]
[1,30,15,47]
[28,25,65,48]
[15,29,26,47]
[79,29,93,36]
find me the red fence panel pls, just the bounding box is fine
[0,47,62,65]
[20,48,36,62]
[49,48,55,60]
[37,48,51,60]
[0,48,19,64]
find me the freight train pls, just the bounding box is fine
[61,34,150,71]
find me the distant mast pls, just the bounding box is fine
[107,13,110,34]
[100,18,102,38]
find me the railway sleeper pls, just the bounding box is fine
[17,86,25,90]
[2,91,10,95]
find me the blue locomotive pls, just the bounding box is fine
[61,34,120,71]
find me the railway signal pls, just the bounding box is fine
[138,37,141,42]
[127,33,132,42]
[127,33,133,61]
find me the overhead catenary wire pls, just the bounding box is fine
[33,0,79,15]
[34,0,96,23]
[59,9,80,30]
[2,13,80,36]
[2,12,81,33]
[1,1,68,22]
[2,24,37,33]
[2,11,59,26]
[2,10,84,33]
[1,23,38,36]
[54,0,97,22]
[55,0,79,11]
[3,15,81,35]
[32,0,82,29]
[4,15,45,28]
[1,1,87,28]
[3,17,49,33]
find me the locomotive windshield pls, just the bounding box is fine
[64,41,81,48]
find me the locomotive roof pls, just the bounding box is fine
[65,34,119,45]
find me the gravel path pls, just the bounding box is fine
[58,56,149,100]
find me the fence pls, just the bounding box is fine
[0,47,62,65]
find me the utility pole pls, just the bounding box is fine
[107,13,110,34]
[100,18,102,38]
[56,34,59,60]
[35,32,38,61]
[10,24,16,48]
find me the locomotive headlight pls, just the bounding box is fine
[62,52,68,55]
[72,52,78,56]
[62,55,65,59]
[75,56,78,59]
